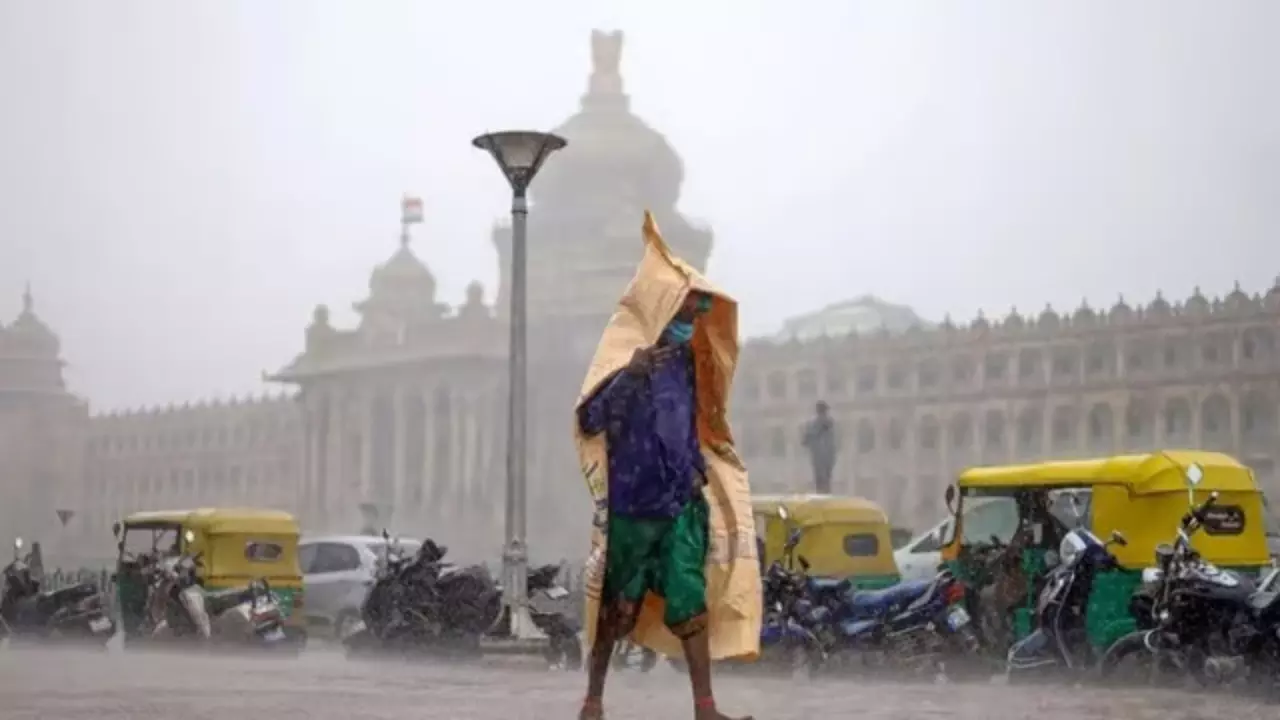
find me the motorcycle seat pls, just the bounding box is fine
[37,583,97,613]
[848,579,933,616]
[204,587,250,616]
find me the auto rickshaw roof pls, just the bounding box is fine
[957,450,1256,495]
[752,494,890,525]
[121,507,299,535]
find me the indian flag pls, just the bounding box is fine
[402,195,424,224]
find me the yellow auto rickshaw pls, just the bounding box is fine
[939,450,1270,651]
[753,494,900,589]
[113,507,307,646]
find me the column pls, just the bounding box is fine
[324,389,343,532]
[420,383,436,510]
[305,395,322,522]
[393,385,408,508]
[452,390,468,510]
[360,389,374,498]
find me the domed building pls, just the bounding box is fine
[0,286,90,557]
[17,31,1280,569]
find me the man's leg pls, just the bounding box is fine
[661,498,752,720]
[581,597,638,720]
[581,516,661,720]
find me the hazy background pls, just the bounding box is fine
[1,0,1276,411]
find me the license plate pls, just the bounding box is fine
[88,617,112,634]
[946,606,971,631]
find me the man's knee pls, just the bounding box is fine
[667,611,708,639]
[599,598,640,639]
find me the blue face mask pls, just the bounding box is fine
[663,320,695,345]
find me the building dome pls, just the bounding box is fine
[369,244,436,301]
[533,30,684,212]
[774,296,931,342]
[5,285,60,358]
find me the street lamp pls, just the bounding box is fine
[472,130,566,638]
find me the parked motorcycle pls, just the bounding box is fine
[1098,489,1280,694]
[522,563,585,670]
[1005,524,1127,676]
[344,534,502,656]
[814,564,977,678]
[0,537,115,646]
[138,532,286,646]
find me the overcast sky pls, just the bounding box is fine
[1,1,1276,411]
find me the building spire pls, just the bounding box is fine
[21,281,33,315]
[583,29,628,111]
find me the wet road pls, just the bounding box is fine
[0,643,1266,720]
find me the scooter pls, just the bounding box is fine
[0,537,116,645]
[141,530,286,646]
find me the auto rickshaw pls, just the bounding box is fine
[938,450,1271,653]
[752,494,901,589]
[113,507,307,647]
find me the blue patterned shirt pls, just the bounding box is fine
[577,345,704,519]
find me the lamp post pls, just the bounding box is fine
[472,130,566,638]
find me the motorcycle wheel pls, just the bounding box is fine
[1096,630,1184,688]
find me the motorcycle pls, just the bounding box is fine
[138,531,286,646]
[344,534,502,656]
[523,563,585,670]
[1098,488,1280,694]
[813,564,977,678]
[0,537,116,645]
[1005,524,1127,675]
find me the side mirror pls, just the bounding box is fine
[944,485,957,514]
[183,529,196,545]
[777,507,790,522]
[112,522,121,539]
[1110,530,1128,547]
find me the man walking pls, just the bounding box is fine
[573,212,758,720]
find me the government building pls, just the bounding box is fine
[3,30,1278,568]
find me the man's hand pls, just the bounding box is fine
[624,345,677,376]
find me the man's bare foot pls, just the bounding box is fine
[579,698,605,720]
[694,703,752,720]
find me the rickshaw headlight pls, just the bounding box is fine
[1059,533,1086,567]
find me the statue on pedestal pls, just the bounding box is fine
[801,401,838,494]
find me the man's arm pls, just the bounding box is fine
[577,370,641,435]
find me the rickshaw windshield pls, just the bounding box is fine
[122,524,181,558]
[956,488,1093,546]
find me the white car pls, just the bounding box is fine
[894,497,1025,583]
[299,534,421,638]
[894,517,951,583]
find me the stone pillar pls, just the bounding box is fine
[323,389,343,533]
[360,389,374,498]
[1228,391,1242,456]
[393,385,408,508]
[1191,392,1204,449]
[420,383,435,510]
[453,390,469,510]
[305,394,322,524]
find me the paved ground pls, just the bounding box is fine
[0,643,1269,720]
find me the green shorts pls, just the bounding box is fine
[604,496,709,632]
